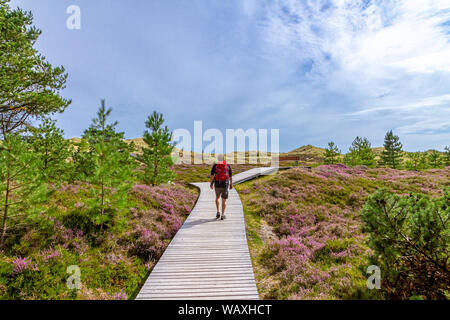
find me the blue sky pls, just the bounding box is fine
[11,0,450,152]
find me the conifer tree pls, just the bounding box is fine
[345,136,375,167]
[444,146,450,167]
[324,141,341,164]
[27,118,72,181]
[74,100,135,180]
[362,188,449,299]
[380,130,403,169]
[406,152,422,171]
[0,1,70,135]
[0,134,45,244]
[142,111,176,186]
[71,138,93,182]
[82,100,137,230]
[428,150,442,168]
[419,152,428,169]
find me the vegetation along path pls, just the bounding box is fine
[136,167,278,300]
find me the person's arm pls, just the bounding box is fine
[229,165,233,189]
[210,174,215,189]
[210,165,216,189]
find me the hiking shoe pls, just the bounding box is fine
[216,212,220,219]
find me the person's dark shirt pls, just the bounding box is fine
[211,163,232,187]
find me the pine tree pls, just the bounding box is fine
[345,136,375,167]
[428,150,442,168]
[406,152,421,171]
[343,152,354,167]
[142,111,176,186]
[324,141,341,164]
[0,1,70,135]
[71,137,93,182]
[362,188,449,299]
[444,146,450,167]
[0,134,45,244]
[82,100,137,230]
[74,100,135,180]
[419,152,428,170]
[27,118,72,181]
[380,130,403,169]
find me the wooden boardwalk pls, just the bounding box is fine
[136,167,278,300]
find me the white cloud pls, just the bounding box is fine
[261,0,450,75]
[348,94,450,115]
[255,0,450,146]
[346,1,450,74]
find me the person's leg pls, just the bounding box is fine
[221,187,229,219]
[215,194,220,218]
[215,195,220,211]
[221,198,227,218]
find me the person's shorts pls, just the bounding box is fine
[215,186,229,199]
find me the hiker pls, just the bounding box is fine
[210,154,233,220]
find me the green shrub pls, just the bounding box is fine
[361,188,449,299]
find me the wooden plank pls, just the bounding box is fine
[140,283,257,288]
[151,264,255,270]
[136,292,258,300]
[140,287,258,294]
[146,272,255,279]
[136,295,259,301]
[136,167,277,300]
[155,258,251,267]
[137,291,259,298]
[141,278,256,285]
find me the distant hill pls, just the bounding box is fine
[281,145,327,163]
[124,138,275,164]
[284,145,326,157]
[69,137,81,144]
[67,138,446,165]
[371,147,384,155]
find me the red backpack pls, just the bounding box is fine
[215,161,230,183]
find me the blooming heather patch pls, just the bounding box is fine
[0,182,197,300]
[113,289,128,300]
[40,248,62,263]
[236,165,449,300]
[12,257,37,274]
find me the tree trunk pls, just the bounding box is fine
[1,169,11,244]
[152,141,158,186]
[44,141,49,170]
[153,159,158,186]
[100,180,104,231]
[101,125,105,230]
